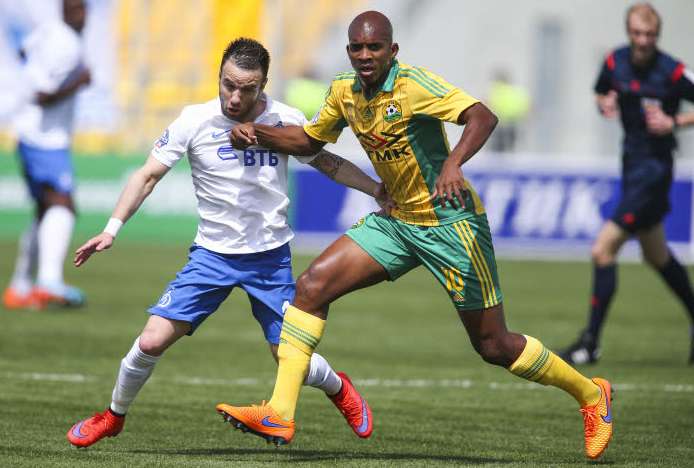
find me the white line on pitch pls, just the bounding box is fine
[3,371,693,393]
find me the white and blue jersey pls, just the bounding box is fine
[14,20,85,199]
[148,96,317,340]
[151,95,315,254]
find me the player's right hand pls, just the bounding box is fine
[74,233,114,267]
[597,90,619,119]
[230,123,258,149]
[374,182,397,215]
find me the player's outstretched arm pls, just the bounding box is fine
[74,155,170,267]
[431,102,498,209]
[310,150,397,214]
[231,123,324,156]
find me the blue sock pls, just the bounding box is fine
[586,264,617,341]
[658,254,694,326]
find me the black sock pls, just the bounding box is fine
[108,407,126,418]
[586,264,617,342]
[658,254,694,325]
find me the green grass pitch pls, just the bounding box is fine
[1,240,693,467]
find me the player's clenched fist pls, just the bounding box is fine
[230,123,258,149]
[596,90,619,119]
[74,232,114,267]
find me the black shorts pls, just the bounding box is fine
[611,154,672,233]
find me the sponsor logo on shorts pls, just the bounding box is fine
[351,217,366,229]
[157,288,174,308]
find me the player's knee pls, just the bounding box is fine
[42,188,74,211]
[137,332,168,356]
[295,265,330,308]
[473,335,513,367]
[591,244,614,267]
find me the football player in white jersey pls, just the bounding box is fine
[66,38,389,447]
[3,0,90,310]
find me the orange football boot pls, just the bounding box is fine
[216,401,294,445]
[328,372,372,438]
[67,409,125,448]
[580,377,614,459]
[31,285,85,309]
[2,287,37,310]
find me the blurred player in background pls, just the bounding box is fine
[2,0,90,310]
[560,3,694,366]
[65,38,385,448]
[220,11,613,460]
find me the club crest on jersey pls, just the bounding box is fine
[155,129,169,148]
[383,101,402,122]
[157,288,174,308]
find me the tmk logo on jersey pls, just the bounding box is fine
[357,131,409,163]
[383,100,402,122]
[216,145,280,166]
[155,129,169,148]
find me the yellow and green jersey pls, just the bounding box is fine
[304,59,486,226]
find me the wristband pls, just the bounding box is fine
[104,218,123,237]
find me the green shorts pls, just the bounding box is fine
[346,213,503,311]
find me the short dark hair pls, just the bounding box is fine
[220,38,270,78]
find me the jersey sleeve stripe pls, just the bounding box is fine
[412,67,451,93]
[333,72,356,81]
[402,67,451,95]
[672,63,685,82]
[399,71,446,98]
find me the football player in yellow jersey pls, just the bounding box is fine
[217,11,614,459]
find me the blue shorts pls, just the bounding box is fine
[611,154,673,233]
[148,243,295,343]
[17,141,75,200]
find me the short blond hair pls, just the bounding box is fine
[626,3,661,34]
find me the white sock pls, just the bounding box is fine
[110,337,160,415]
[304,352,343,395]
[9,221,39,294]
[37,205,75,287]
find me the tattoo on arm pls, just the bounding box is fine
[310,151,345,179]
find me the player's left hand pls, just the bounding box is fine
[374,182,397,215]
[645,106,675,136]
[430,159,467,210]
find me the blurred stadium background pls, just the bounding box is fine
[2,2,694,466]
[1,0,694,258]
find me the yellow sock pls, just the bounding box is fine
[268,305,325,420]
[508,335,600,406]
